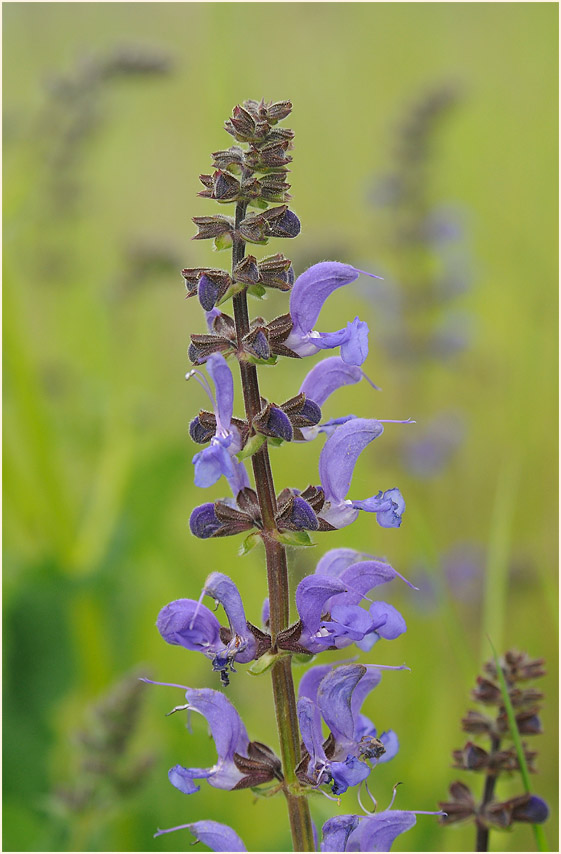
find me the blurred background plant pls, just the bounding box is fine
[439,649,549,851]
[3,4,558,852]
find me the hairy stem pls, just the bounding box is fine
[475,735,500,852]
[232,204,315,852]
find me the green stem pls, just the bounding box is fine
[479,460,519,664]
[231,205,315,852]
[489,639,549,852]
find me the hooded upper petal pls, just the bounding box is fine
[203,572,256,663]
[289,263,361,334]
[154,820,247,852]
[321,815,360,852]
[315,548,366,578]
[299,357,363,406]
[298,662,337,704]
[187,821,247,852]
[317,664,366,745]
[206,353,234,433]
[319,418,385,504]
[204,572,249,640]
[328,559,415,609]
[349,810,418,852]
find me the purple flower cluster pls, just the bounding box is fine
[155,549,414,685]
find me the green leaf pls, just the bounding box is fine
[247,284,267,299]
[237,434,266,461]
[249,198,269,210]
[246,355,278,367]
[272,530,315,548]
[267,437,284,447]
[250,782,282,798]
[238,532,262,556]
[217,282,244,306]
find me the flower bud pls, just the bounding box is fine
[262,205,301,238]
[198,274,221,311]
[242,328,270,361]
[233,255,260,285]
[288,496,319,531]
[266,100,292,123]
[192,215,234,240]
[211,146,245,173]
[254,405,293,442]
[199,170,241,202]
[189,504,222,539]
[258,254,294,290]
[245,140,293,170]
[225,104,258,142]
[512,795,549,824]
[189,333,233,364]
[189,416,215,445]
[237,213,269,245]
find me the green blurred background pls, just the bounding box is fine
[3,3,558,852]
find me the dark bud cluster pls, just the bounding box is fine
[189,410,249,447]
[188,310,298,365]
[199,170,291,206]
[233,740,283,789]
[192,100,299,261]
[224,99,293,142]
[189,483,332,541]
[235,253,294,291]
[182,267,233,310]
[253,393,322,443]
[439,649,548,835]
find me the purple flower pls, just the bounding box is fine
[321,807,444,852]
[294,549,414,654]
[142,681,250,794]
[154,820,247,851]
[188,353,249,494]
[189,502,223,539]
[294,552,411,654]
[297,663,405,795]
[317,418,406,529]
[285,262,381,365]
[156,572,257,685]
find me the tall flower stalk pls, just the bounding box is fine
[148,99,442,853]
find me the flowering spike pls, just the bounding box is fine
[148,98,431,854]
